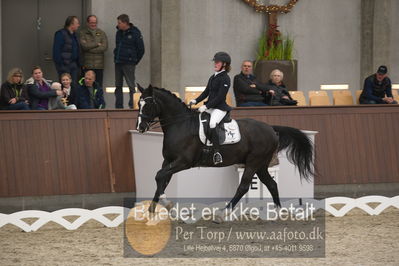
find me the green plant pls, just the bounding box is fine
[256,26,294,62]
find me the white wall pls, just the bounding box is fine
[91,0,151,107]
[180,0,266,88]
[278,0,361,92]
[389,0,399,83]
[180,0,362,96]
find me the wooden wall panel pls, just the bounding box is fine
[107,111,137,193]
[0,106,398,197]
[0,111,111,197]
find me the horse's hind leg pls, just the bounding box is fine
[224,167,257,210]
[257,165,281,207]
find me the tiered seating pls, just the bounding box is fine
[289,91,307,106]
[309,91,331,106]
[333,90,354,105]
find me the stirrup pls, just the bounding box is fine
[213,152,223,165]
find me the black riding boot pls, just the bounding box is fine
[210,128,223,165]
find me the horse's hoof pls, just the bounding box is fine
[212,214,224,224]
[160,199,174,211]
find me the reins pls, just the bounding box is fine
[147,112,194,130]
[139,98,196,130]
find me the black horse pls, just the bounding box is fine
[136,85,314,218]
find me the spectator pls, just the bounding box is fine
[53,16,81,84]
[266,69,297,106]
[114,14,145,108]
[359,65,397,104]
[78,70,105,109]
[60,73,79,107]
[48,82,77,110]
[26,66,62,110]
[233,60,272,107]
[0,68,30,110]
[79,15,108,88]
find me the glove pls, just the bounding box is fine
[198,105,207,113]
[189,99,197,106]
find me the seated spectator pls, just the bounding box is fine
[26,66,62,110]
[359,65,397,104]
[48,82,77,110]
[60,73,79,107]
[78,70,105,109]
[0,68,30,110]
[233,60,273,107]
[266,69,297,106]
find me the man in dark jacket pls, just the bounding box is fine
[233,60,273,107]
[53,16,81,84]
[359,65,397,104]
[78,70,105,109]
[114,14,145,109]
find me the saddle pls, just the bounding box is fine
[199,112,241,146]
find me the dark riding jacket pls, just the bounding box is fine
[195,71,232,112]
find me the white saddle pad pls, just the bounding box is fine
[199,115,241,146]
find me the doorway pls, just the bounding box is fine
[1,0,85,81]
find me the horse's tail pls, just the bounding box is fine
[272,126,314,181]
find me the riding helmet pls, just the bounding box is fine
[213,52,231,64]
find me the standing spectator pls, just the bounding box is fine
[233,60,273,107]
[26,66,62,110]
[60,73,78,107]
[266,69,297,106]
[359,65,397,104]
[53,16,81,84]
[114,14,145,108]
[78,70,105,109]
[0,68,30,110]
[79,15,108,88]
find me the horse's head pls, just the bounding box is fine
[136,84,159,133]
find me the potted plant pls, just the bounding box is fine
[254,25,297,91]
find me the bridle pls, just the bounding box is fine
[138,96,160,131]
[137,96,194,131]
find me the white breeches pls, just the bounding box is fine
[206,108,227,128]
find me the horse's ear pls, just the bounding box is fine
[137,83,144,93]
[148,84,153,95]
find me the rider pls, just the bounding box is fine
[189,52,232,165]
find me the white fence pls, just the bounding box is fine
[0,196,398,232]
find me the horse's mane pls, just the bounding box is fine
[153,87,196,114]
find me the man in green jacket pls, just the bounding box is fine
[79,15,108,88]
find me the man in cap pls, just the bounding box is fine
[359,65,397,104]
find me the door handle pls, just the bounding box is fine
[37,17,42,30]
[44,57,52,62]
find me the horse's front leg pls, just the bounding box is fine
[148,159,190,213]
